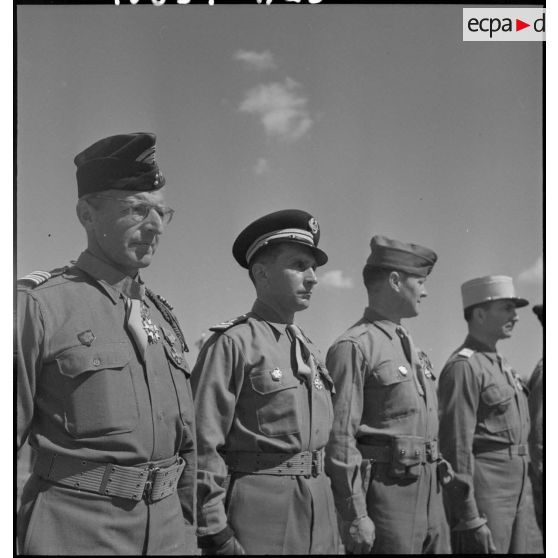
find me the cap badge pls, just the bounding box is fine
[398,365,408,376]
[308,217,319,235]
[77,330,96,347]
[271,368,283,381]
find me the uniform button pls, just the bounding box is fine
[93,358,101,366]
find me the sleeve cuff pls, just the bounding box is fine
[453,516,487,532]
[198,526,234,549]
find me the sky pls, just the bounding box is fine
[17,3,543,379]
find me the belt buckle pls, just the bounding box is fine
[311,451,320,477]
[143,466,160,503]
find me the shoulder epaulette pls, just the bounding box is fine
[210,314,249,332]
[17,266,68,288]
[457,348,475,359]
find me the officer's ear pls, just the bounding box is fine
[472,305,487,324]
[388,270,402,292]
[76,198,96,230]
[251,261,268,285]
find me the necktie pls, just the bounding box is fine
[396,325,425,395]
[126,297,148,358]
[286,323,314,387]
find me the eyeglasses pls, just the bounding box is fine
[88,195,175,225]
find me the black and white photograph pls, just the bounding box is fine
[15,1,545,555]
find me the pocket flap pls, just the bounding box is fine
[56,342,132,378]
[481,384,514,407]
[250,369,298,395]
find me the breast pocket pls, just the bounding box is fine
[370,362,419,421]
[481,384,515,433]
[250,369,301,437]
[55,342,138,438]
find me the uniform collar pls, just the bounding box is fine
[75,250,145,304]
[363,306,399,339]
[251,299,290,337]
[463,333,499,363]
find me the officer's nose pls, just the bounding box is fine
[304,267,318,286]
[143,208,164,234]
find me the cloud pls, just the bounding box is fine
[239,78,313,142]
[319,270,354,289]
[517,256,543,285]
[253,158,269,175]
[234,49,276,71]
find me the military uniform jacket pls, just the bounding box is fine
[324,307,439,521]
[437,334,530,524]
[191,299,335,537]
[17,251,196,550]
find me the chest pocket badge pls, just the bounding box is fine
[398,365,408,376]
[271,368,283,381]
[77,330,96,347]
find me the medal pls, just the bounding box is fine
[141,302,161,344]
[313,375,324,390]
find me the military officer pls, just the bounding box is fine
[325,235,451,554]
[17,133,196,555]
[528,303,543,533]
[192,210,339,555]
[438,275,530,554]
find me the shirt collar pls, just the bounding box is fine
[75,250,145,304]
[251,299,290,337]
[463,333,499,363]
[363,306,399,339]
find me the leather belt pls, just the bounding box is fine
[225,449,324,477]
[34,452,185,503]
[357,437,440,463]
[473,442,529,457]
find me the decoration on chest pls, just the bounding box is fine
[313,375,324,390]
[398,365,409,376]
[77,330,96,346]
[271,368,283,381]
[417,349,434,379]
[141,302,161,344]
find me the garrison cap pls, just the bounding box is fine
[232,209,328,269]
[74,132,165,198]
[461,275,529,310]
[364,235,437,277]
[532,304,544,324]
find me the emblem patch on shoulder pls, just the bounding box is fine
[458,348,475,358]
[77,330,96,347]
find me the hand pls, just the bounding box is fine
[343,516,376,554]
[202,536,246,555]
[455,524,496,554]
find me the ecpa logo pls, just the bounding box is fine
[463,8,545,42]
